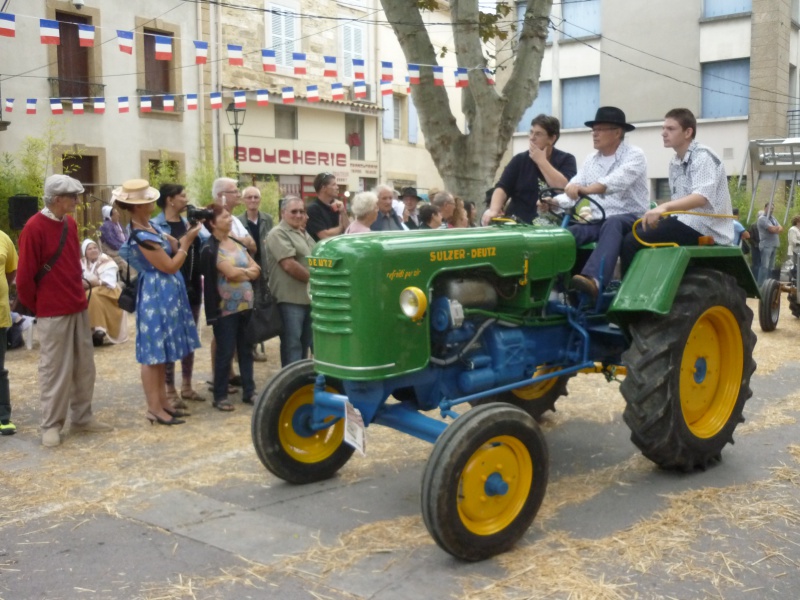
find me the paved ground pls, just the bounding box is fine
[3,298,800,600]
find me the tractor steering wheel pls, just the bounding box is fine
[539,187,606,226]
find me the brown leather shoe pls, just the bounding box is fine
[571,274,599,301]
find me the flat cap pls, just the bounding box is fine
[44,174,84,197]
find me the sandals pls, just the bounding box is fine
[181,389,206,402]
[213,399,235,412]
[167,390,188,410]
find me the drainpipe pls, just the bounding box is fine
[375,0,382,188]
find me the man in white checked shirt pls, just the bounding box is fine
[620,108,734,276]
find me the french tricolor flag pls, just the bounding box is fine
[118,96,129,113]
[353,80,366,99]
[228,44,243,66]
[194,40,208,65]
[78,24,95,47]
[484,68,495,85]
[306,85,320,103]
[210,92,222,109]
[455,67,469,88]
[262,49,276,72]
[72,99,84,114]
[433,66,444,86]
[292,52,307,75]
[408,64,420,85]
[352,58,365,80]
[140,96,152,113]
[163,95,175,112]
[323,56,337,78]
[282,87,295,104]
[257,89,269,106]
[4,98,12,112]
[380,80,392,96]
[40,19,60,45]
[381,61,393,82]
[234,90,246,109]
[331,82,344,101]
[186,94,198,110]
[93,97,105,114]
[50,98,63,115]
[26,99,36,115]
[405,76,410,95]
[0,13,15,38]
[154,35,172,60]
[117,30,133,54]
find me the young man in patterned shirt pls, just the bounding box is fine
[619,108,734,276]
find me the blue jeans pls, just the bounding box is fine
[569,213,638,288]
[0,328,9,423]
[278,303,312,367]
[212,311,255,402]
[758,246,778,287]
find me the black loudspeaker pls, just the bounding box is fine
[8,195,39,230]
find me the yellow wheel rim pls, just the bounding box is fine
[457,435,533,535]
[512,366,558,400]
[679,306,743,439]
[278,384,345,464]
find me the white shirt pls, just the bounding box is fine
[570,140,649,220]
[670,141,733,246]
[231,216,250,240]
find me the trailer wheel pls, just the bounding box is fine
[621,269,756,471]
[758,278,781,331]
[251,359,354,484]
[421,404,548,561]
[472,367,573,420]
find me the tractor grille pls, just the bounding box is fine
[310,269,353,335]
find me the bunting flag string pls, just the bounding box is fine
[50,98,63,115]
[194,40,208,64]
[381,61,393,82]
[118,96,129,113]
[186,93,198,110]
[234,90,246,108]
[228,44,243,66]
[0,13,15,37]
[39,19,59,45]
[331,82,344,101]
[262,49,276,72]
[94,97,105,113]
[323,56,337,78]
[154,35,172,60]
[163,95,175,111]
[307,85,319,102]
[4,98,13,112]
[73,98,84,114]
[26,99,36,114]
[257,89,269,106]
[282,87,295,104]
[293,52,307,75]
[78,24,95,47]
[117,30,133,54]
[210,92,222,109]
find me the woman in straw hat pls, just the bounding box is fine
[80,239,128,346]
[116,179,203,426]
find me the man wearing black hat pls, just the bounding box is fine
[564,106,649,301]
[401,187,422,229]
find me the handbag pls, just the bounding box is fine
[244,297,283,345]
[117,245,138,313]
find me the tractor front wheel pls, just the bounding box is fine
[421,404,548,561]
[251,359,354,484]
[620,269,756,471]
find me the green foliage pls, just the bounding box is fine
[187,153,236,206]
[148,150,181,191]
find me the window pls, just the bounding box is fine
[561,0,600,39]
[561,76,599,129]
[517,3,553,43]
[655,178,671,201]
[383,94,399,140]
[393,95,402,139]
[517,81,552,132]
[346,113,365,160]
[703,0,751,18]
[54,12,91,98]
[408,96,419,145]
[141,29,172,111]
[701,59,749,118]
[275,104,297,139]
[268,2,299,68]
[342,22,366,80]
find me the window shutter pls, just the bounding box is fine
[561,76,599,129]
[383,92,395,140]
[408,96,418,144]
[343,24,353,78]
[701,59,750,118]
[516,81,552,132]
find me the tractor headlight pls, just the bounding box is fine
[400,287,428,321]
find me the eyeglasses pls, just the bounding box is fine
[244,194,260,199]
[289,209,306,215]
[223,189,240,196]
[591,126,620,133]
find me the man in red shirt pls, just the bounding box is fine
[16,174,113,447]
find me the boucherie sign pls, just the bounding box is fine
[225,135,348,175]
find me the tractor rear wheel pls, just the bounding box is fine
[472,367,574,420]
[758,278,781,331]
[620,269,756,471]
[251,359,354,484]
[421,404,548,561]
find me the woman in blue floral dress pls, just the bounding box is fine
[114,179,203,426]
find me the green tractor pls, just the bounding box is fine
[251,219,758,561]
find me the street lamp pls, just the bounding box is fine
[225,101,246,177]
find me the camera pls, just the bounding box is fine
[187,204,214,225]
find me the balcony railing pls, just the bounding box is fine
[788,109,800,138]
[135,89,184,113]
[47,77,105,100]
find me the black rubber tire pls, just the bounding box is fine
[788,288,800,319]
[620,269,756,471]
[758,278,781,332]
[472,373,573,420]
[251,359,354,484]
[421,403,549,561]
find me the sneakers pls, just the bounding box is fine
[0,420,16,436]
[571,274,599,301]
[42,427,61,447]
[70,419,114,433]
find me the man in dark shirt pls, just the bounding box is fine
[401,186,423,229]
[482,114,577,224]
[371,184,405,231]
[305,172,350,242]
